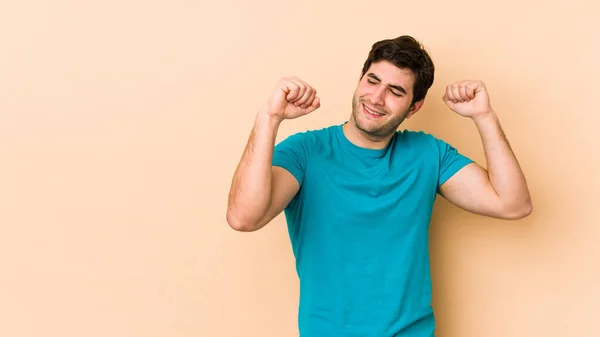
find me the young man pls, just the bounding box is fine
[226,35,532,336]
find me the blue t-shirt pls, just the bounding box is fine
[272,123,473,337]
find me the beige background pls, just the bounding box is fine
[1,0,598,336]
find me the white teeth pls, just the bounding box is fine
[365,106,383,116]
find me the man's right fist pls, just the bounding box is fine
[262,77,321,122]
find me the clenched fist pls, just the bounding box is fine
[442,80,493,118]
[262,77,321,122]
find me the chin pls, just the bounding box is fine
[356,120,386,137]
[357,117,403,139]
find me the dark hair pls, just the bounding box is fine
[361,35,435,106]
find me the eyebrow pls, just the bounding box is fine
[367,73,407,95]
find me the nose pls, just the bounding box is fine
[371,86,385,106]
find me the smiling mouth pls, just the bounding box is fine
[363,104,385,117]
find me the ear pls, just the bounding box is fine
[406,99,424,119]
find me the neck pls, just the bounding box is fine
[342,118,394,150]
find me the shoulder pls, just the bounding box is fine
[291,124,337,138]
[397,129,465,162]
[276,124,338,147]
[397,129,444,149]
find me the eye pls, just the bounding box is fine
[390,89,402,97]
[367,79,377,85]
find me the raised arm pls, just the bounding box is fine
[438,80,533,220]
[226,77,320,231]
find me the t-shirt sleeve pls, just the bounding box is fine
[272,132,309,186]
[435,137,474,190]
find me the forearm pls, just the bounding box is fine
[227,110,281,228]
[473,111,532,213]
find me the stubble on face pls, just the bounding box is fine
[350,91,408,141]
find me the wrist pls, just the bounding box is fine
[256,108,283,130]
[472,109,498,125]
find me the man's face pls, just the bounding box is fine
[351,60,422,139]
